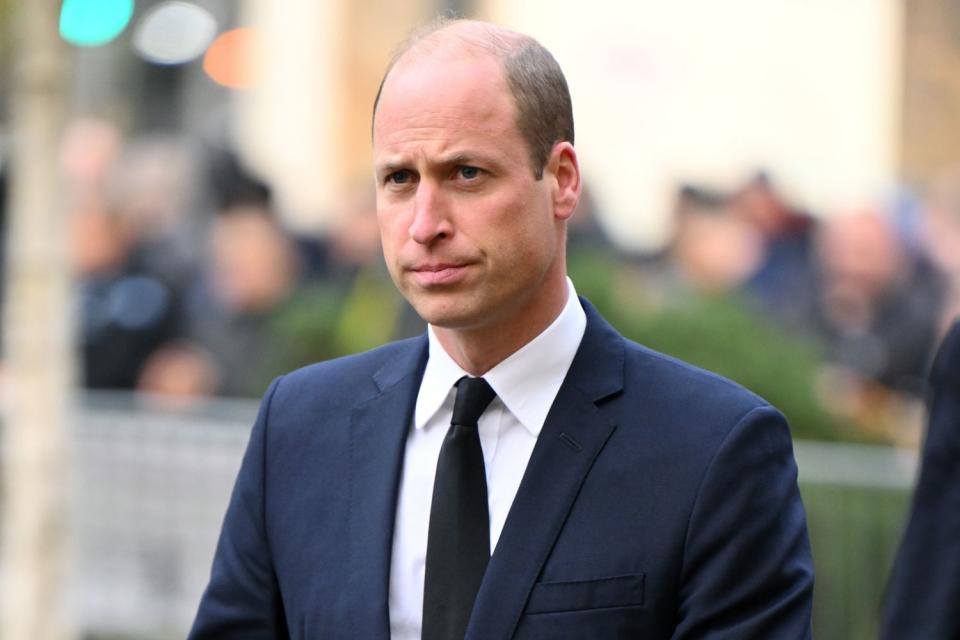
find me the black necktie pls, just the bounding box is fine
[422,376,497,640]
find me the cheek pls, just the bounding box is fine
[485,188,543,232]
[508,197,557,254]
[480,217,556,282]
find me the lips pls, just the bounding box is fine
[408,262,471,286]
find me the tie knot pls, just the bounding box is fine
[451,376,497,427]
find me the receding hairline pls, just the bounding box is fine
[408,19,528,60]
[373,19,539,128]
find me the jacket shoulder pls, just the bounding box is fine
[622,337,771,415]
[266,335,427,415]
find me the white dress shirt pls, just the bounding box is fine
[388,279,587,639]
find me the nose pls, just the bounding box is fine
[409,182,452,245]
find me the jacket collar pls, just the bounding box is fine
[467,297,625,639]
[346,336,427,639]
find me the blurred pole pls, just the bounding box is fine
[1,1,73,639]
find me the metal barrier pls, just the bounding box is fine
[66,392,258,639]
[3,394,923,639]
[795,441,917,640]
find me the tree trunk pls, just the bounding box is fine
[1,1,73,639]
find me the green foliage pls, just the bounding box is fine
[332,268,405,356]
[569,247,865,442]
[566,246,624,317]
[257,268,406,390]
[619,295,848,441]
[267,284,346,367]
[801,482,911,639]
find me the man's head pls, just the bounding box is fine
[372,20,581,362]
[373,18,574,180]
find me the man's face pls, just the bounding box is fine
[373,50,565,334]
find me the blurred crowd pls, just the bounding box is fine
[18,117,420,402]
[2,116,960,443]
[629,170,958,443]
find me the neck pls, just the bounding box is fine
[433,274,569,376]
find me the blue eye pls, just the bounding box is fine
[459,166,480,179]
[388,170,410,184]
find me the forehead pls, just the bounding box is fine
[373,48,519,151]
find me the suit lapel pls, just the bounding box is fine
[467,300,625,639]
[345,337,428,640]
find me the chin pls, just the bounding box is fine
[409,296,482,330]
[416,308,476,330]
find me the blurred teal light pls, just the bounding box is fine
[60,0,135,47]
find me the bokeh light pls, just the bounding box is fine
[202,27,262,89]
[59,0,134,47]
[132,1,218,65]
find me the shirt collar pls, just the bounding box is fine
[414,278,587,436]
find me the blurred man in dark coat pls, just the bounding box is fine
[881,319,960,639]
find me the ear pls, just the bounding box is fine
[545,141,581,221]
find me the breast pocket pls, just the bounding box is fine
[525,573,645,613]
[515,573,646,639]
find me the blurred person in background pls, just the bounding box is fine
[813,210,943,394]
[322,184,386,283]
[729,171,820,333]
[639,184,764,304]
[103,133,203,290]
[137,149,331,404]
[71,196,183,389]
[140,156,416,404]
[881,317,960,639]
[317,183,423,347]
[59,118,122,223]
[811,209,944,442]
[63,119,190,391]
[166,194,302,399]
[565,185,618,255]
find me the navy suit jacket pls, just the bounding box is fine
[190,299,813,639]
[881,319,960,639]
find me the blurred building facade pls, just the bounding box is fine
[900,0,960,188]
[46,0,959,246]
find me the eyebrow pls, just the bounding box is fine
[438,151,500,168]
[375,151,501,175]
[375,160,409,176]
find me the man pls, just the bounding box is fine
[190,19,813,639]
[881,319,960,639]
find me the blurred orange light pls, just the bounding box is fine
[202,27,262,89]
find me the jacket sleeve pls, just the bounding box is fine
[672,405,814,639]
[188,377,290,639]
